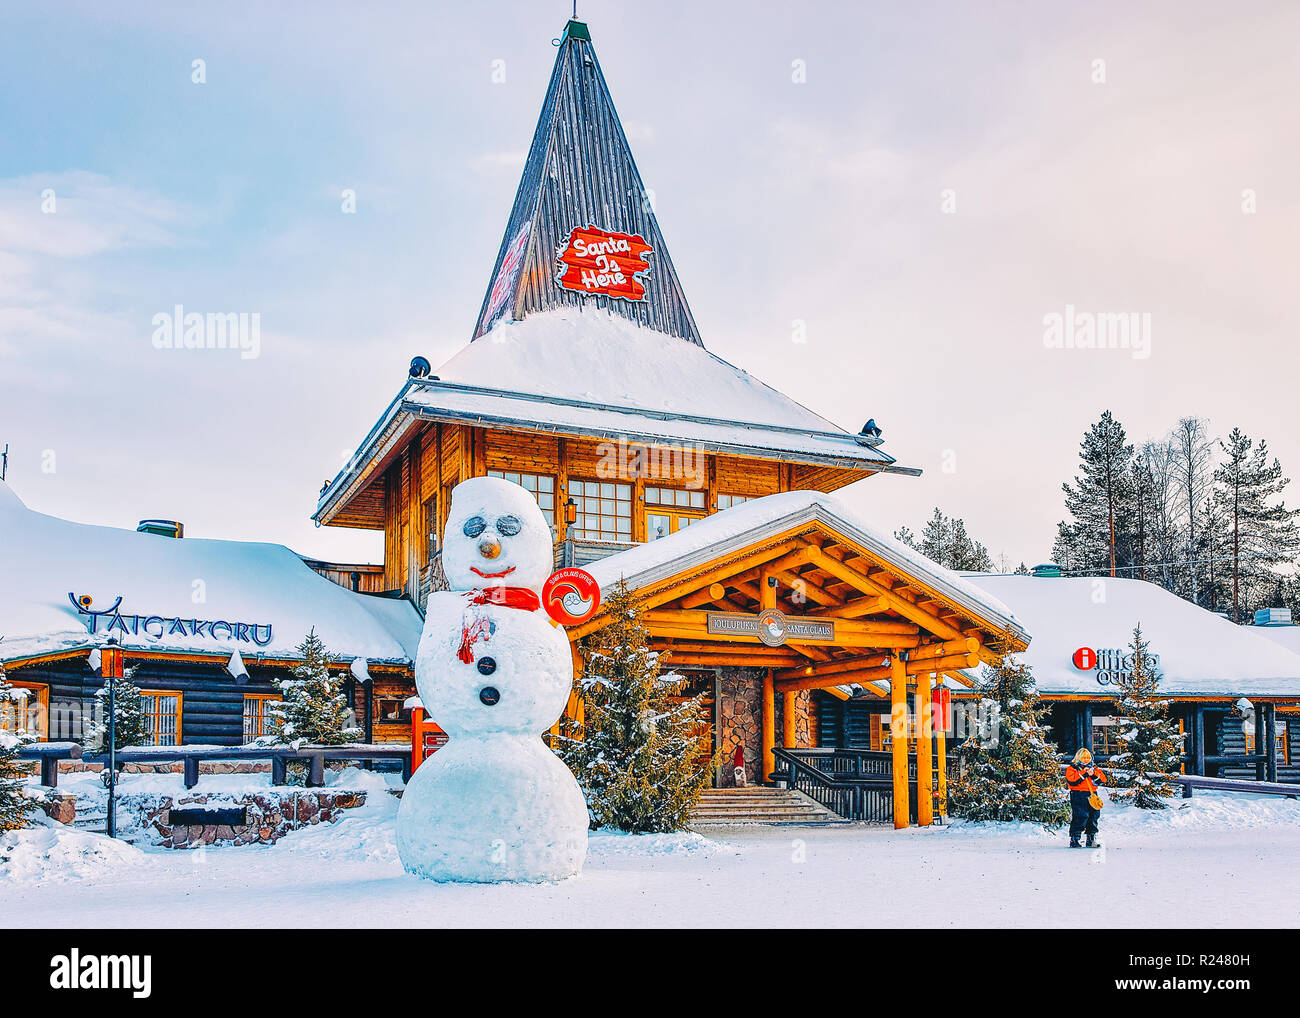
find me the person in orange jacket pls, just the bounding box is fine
[1066,748,1107,848]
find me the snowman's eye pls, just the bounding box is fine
[462,516,487,538]
[496,515,522,536]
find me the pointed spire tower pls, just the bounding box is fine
[472,19,703,345]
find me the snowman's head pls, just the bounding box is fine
[442,476,554,592]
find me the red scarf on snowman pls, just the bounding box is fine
[457,586,542,663]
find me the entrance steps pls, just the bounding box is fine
[691,786,849,827]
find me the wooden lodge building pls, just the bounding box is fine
[0,479,422,750]
[304,18,1035,829]
[6,19,1300,829]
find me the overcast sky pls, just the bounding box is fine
[2,0,1296,570]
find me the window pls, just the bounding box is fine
[423,493,438,557]
[645,486,705,541]
[1091,717,1122,756]
[242,694,280,743]
[140,691,182,747]
[1244,721,1289,762]
[717,493,750,510]
[569,480,631,542]
[375,697,411,725]
[645,486,706,510]
[487,471,555,524]
[0,682,48,740]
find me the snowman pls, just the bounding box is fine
[396,475,588,882]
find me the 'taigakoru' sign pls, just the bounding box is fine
[70,593,274,647]
[1072,645,1163,686]
[555,225,653,301]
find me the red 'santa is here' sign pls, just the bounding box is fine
[555,225,652,301]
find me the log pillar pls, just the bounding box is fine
[1193,705,1206,776]
[1255,703,1267,781]
[760,573,777,782]
[761,670,775,784]
[782,690,797,748]
[933,676,948,821]
[890,655,909,829]
[1265,703,1277,783]
[915,670,934,827]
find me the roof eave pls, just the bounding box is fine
[593,502,1027,647]
[313,380,418,525]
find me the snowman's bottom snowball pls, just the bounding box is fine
[396,735,589,883]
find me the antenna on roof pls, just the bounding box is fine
[1,443,7,481]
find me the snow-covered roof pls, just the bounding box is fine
[1254,624,1300,657]
[585,490,1026,644]
[960,574,1300,697]
[0,481,422,666]
[316,310,917,524]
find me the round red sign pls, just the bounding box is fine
[1072,647,1097,670]
[542,568,601,626]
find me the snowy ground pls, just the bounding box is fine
[4,785,1299,928]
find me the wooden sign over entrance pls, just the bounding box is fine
[706,609,836,647]
[556,225,653,301]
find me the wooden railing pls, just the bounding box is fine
[770,747,896,823]
[21,743,412,790]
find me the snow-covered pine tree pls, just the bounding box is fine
[269,630,361,750]
[1054,410,1136,578]
[948,650,1069,825]
[0,664,37,831]
[85,665,148,752]
[1213,427,1300,622]
[1171,416,1214,604]
[1108,624,1183,809]
[895,508,994,571]
[558,580,717,833]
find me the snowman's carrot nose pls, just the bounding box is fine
[478,537,502,559]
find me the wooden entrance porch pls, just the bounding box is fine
[571,498,1029,828]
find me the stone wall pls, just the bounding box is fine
[717,667,762,785]
[715,670,819,785]
[135,790,367,848]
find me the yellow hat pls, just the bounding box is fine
[1073,748,1093,764]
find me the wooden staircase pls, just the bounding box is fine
[691,787,850,827]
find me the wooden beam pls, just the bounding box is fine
[770,568,845,608]
[935,689,948,821]
[782,689,797,748]
[761,670,775,783]
[667,654,801,668]
[776,669,888,693]
[915,670,934,827]
[775,652,891,684]
[773,639,973,684]
[680,582,729,610]
[891,656,909,829]
[805,547,964,641]
[811,597,888,619]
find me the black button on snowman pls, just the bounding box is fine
[396,476,589,883]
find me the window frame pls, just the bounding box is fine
[140,690,183,747]
[567,478,632,543]
[1,681,49,741]
[486,470,557,526]
[716,493,751,511]
[242,693,281,744]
